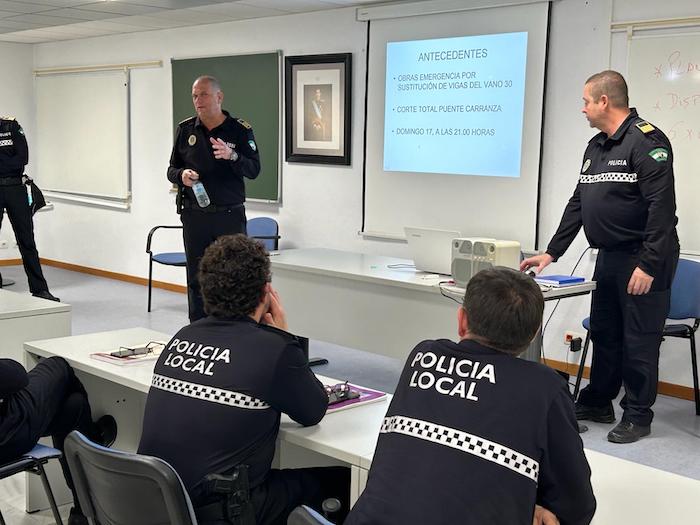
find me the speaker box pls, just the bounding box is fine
[451,238,521,287]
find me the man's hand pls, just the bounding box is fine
[627,266,654,295]
[533,505,560,525]
[262,288,288,331]
[520,253,554,274]
[181,169,199,187]
[210,137,235,160]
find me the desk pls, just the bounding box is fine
[271,248,595,362]
[24,328,700,522]
[24,328,389,506]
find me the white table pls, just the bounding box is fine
[24,328,700,522]
[0,289,71,512]
[271,248,595,361]
[24,328,390,506]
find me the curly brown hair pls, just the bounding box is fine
[198,234,270,318]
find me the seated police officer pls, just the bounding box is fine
[0,357,117,525]
[0,115,59,302]
[138,234,349,525]
[346,267,596,525]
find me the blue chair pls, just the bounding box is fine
[64,431,198,525]
[573,258,700,415]
[0,444,64,525]
[248,217,280,251]
[146,225,187,312]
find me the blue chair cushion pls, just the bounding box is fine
[25,444,62,461]
[582,317,590,331]
[152,252,187,266]
[0,444,61,479]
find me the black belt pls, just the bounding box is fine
[181,199,245,213]
[195,496,256,525]
[0,177,23,186]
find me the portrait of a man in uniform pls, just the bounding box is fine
[303,84,332,141]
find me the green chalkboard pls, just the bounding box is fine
[171,53,280,202]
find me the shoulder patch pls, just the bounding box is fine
[648,147,669,162]
[178,116,196,126]
[636,121,655,134]
[237,118,252,130]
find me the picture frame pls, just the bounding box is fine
[285,53,351,165]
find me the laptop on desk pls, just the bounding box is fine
[404,226,462,275]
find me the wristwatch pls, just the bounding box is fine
[229,149,239,162]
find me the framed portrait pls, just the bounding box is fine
[285,53,351,165]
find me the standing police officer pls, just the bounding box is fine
[138,234,349,524]
[522,70,679,443]
[0,116,59,301]
[167,76,260,322]
[346,268,595,525]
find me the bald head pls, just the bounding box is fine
[193,75,221,93]
[585,70,629,109]
[191,75,224,125]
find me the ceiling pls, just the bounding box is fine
[0,0,399,44]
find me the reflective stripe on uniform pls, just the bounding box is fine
[381,415,539,483]
[151,373,270,409]
[579,172,638,184]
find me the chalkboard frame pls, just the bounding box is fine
[171,52,282,203]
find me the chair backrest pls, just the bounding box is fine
[248,216,279,251]
[64,431,198,525]
[668,258,700,320]
[287,505,334,525]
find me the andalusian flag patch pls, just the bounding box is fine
[648,148,669,162]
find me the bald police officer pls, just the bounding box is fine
[0,116,58,301]
[167,76,260,322]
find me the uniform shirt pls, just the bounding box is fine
[167,111,260,206]
[137,316,327,506]
[346,339,596,525]
[0,117,28,177]
[547,108,678,277]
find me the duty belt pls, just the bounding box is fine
[181,198,245,214]
[0,176,23,186]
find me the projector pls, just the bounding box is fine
[451,238,521,287]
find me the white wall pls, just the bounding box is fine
[0,41,34,260]
[16,0,699,390]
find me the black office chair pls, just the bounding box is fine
[146,225,187,312]
[64,431,198,525]
[248,216,280,251]
[0,444,64,525]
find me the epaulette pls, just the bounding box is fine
[237,118,252,130]
[178,116,196,126]
[635,121,655,134]
[0,115,16,121]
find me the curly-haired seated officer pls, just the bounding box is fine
[0,357,117,525]
[346,268,596,525]
[138,234,349,525]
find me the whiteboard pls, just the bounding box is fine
[627,33,700,253]
[35,70,130,201]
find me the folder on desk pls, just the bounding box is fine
[326,384,387,413]
[534,275,585,287]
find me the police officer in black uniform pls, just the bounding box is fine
[138,234,349,525]
[346,268,595,525]
[0,357,117,525]
[168,76,261,322]
[0,116,59,301]
[522,70,679,444]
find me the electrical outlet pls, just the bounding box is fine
[564,331,584,345]
[0,239,8,249]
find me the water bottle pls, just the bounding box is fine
[192,181,210,207]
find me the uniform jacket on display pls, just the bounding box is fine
[347,338,596,525]
[137,316,327,507]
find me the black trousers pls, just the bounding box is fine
[0,357,100,511]
[181,206,247,322]
[578,246,679,426]
[0,184,49,294]
[199,466,351,525]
